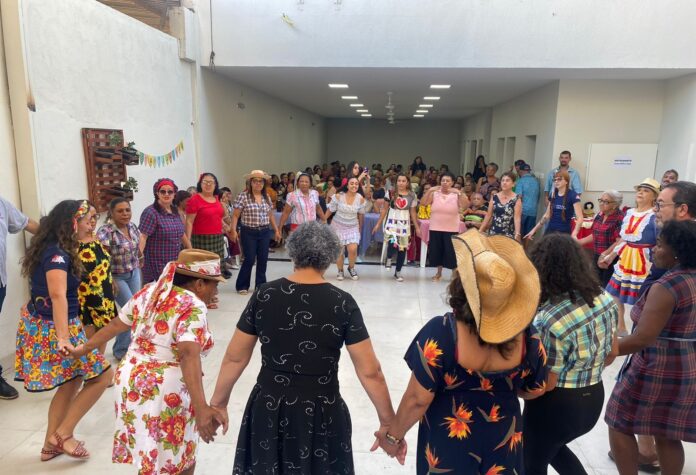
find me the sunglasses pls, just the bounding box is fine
[158,189,175,195]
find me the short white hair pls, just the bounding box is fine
[604,189,623,207]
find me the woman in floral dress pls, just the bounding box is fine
[76,202,116,352]
[374,230,548,474]
[480,172,522,241]
[69,249,227,474]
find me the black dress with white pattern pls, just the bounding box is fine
[234,278,369,475]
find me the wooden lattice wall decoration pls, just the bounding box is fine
[81,128,133,212]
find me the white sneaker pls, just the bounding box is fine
[394,272,404,282]
[337,271,345,281]
[348,267,359,280]
[385,258,392,270]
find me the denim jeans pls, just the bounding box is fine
[236,226,272,291]
[113,270,142,359]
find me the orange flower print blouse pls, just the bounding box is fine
[404,313,548,474]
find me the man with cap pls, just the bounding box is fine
[515,163,541,241]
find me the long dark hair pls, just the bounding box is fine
[346,161,361,179]
[21,200,84,278]
[528,233,601,306]
[152,178,178,214]
[196,172,221,196]
[448,271,518,358]
[245,178,271,205]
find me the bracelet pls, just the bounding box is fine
[385,432,402,446]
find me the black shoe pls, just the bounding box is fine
[0,376,19,400]
[222,270,233,279]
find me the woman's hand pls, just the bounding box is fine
[65,343,89,359]
[414,226,421,238]
[57,337,77,358]
[210,405,229,435]
[371,426,407,464]
[523,228,537,241]
[515,233,522,243]
[228,229,238,243]
[195,404,226,443]
[274,230,282,242]
[371,224,380,235]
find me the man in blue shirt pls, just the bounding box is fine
[0,195,38,399]
[516,163,540,238]
[544,150,583,204]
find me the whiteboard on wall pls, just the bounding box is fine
[586,143,658,192]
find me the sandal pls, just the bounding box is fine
[40,444,63,462]
[431,274,442,282]
[52,432,90,460]
[207,302,219,309]
[607,450,660,473]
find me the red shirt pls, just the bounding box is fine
[186,193,224,235]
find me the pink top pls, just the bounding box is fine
[429,191,461,232]
[286,189,320,224]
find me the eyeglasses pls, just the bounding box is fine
[201,180,216,185]
[654,201,681,211]
[597,199,615,204]
[89,214,100,222]
[158,189,175,195]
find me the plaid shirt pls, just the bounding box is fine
[234,191,272,228]
[533,290,618,388]
[96,222,141,274]
[591,209,625,255]
[138,205,185,283]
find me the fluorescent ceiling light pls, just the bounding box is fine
[361,114,372,117]
[341,95,358,100]
[430,84,451,89]
[419,104,434,108]
[413,114,424,118]
[416,110,429,113]
[329,83,349,88]
[424,96,440,100]
[356,109,369,113]
[349,104,364,107]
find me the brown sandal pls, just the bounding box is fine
[52,432,90,460]
[40,444,63,462]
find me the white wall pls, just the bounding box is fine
[326,119,461,172]
[23,0,197,219]
[553,80,665,205]
[459,109,492,174]
[199,0,696,69]
[657,73,696,182]
[197,68,326,194]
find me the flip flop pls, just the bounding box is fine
[607,450,660,473]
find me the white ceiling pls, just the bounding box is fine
[213,67,695,120]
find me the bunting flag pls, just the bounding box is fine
[138,141,184,168]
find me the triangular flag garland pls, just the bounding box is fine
[138,141,184,168]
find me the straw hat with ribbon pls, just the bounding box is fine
[634,177,660,196]
[451,230,540,344]
[243,169,271,181]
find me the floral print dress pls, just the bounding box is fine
[77,240,116,328]
[112,267,214,475]
[405,314,548,474]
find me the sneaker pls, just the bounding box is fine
[348,267,359,280]
[230,264,240,270]
[385,258,392,270]
[337,271,345,281]
[0,375,19,400]
[394,272,404,282]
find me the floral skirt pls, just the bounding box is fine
[14,304,110,392]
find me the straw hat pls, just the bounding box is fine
[634,177,660,195]
[243,169,271,181]
[451,230,540,344]
[174,249,226,282]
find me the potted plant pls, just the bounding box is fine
[121,141,140,166]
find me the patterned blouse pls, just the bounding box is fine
[97,222,141,275]
[285,189,320,224]
[234,191,273,228]
[591,210,625,256]
[139,205,185,283]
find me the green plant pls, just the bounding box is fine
[108,131,123,147]
[122,177,139,193]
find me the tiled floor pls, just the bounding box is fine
[1,259,694,474]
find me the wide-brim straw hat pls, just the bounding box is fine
[244,169,271,181]
[174,249,226,282]
[634,177,660,195]
[451,230,540,344]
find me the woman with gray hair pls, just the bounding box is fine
[577,190,625,287]
[210,221,396,474]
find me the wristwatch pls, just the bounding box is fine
[385,432,402,446]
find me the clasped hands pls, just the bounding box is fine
[196,404,229,443]
[370,424,407,465]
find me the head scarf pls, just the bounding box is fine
[153,178,178,196]
[73,200,90,233]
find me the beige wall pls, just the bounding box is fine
[657,73,696,182]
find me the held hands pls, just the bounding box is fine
[274,230,282,242]
[228,229,238,243]
[523,229,537,241]
[57,337,78,358]
[196,404,228,443]
[370,425,407,465]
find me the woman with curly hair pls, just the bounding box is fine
[139,178,192,283]
[606,220,696,475]
[524,233,619,474]
[75,201,116,353]
[15,199,112,461]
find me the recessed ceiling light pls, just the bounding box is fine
[416,110,429,113]
[413,114,424,118]
[356,109,368,113]
[424,96,440,100]
[419,104,434,108]
[361,114,372,117]
[329,83,349,88]
[341,95,358,100]
[430,84,450,89]
[349,104,364,107]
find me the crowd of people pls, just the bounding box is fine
[0,153,694,475]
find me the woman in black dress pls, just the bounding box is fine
[210,221,396,474]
